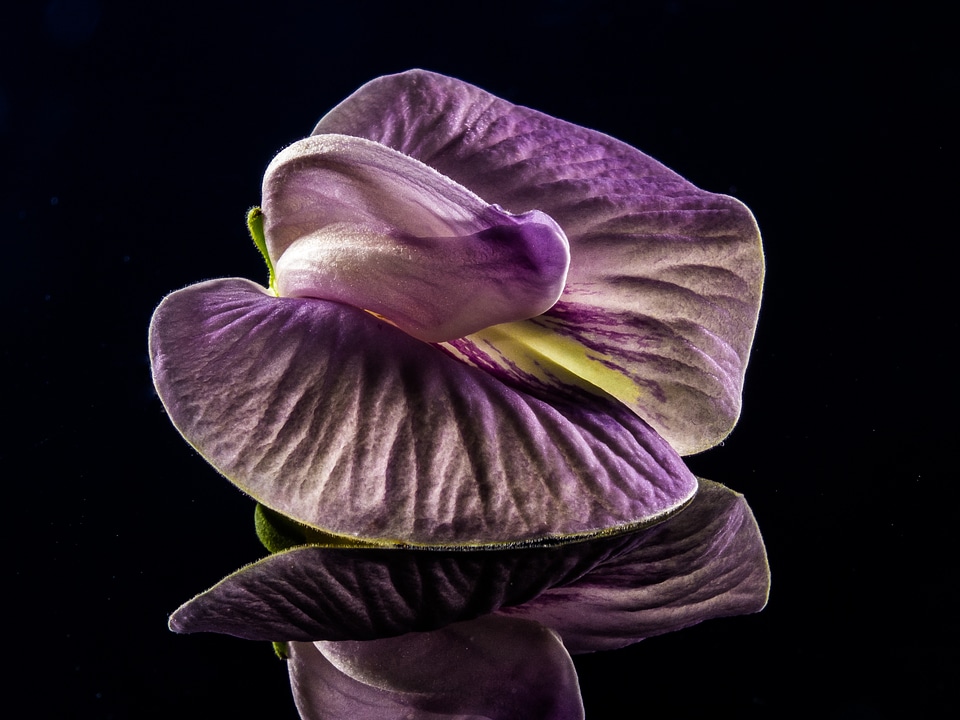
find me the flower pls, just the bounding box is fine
[150,70,768,719]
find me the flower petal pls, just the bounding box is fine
[289,616,583,720]
[168,530,654,642]
[497,478,770,653]
[314,70,764,454]
[149,278,696,546]
[261,133,569,342]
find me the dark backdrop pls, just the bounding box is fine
[4,1,953,717]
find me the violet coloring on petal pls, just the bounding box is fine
[151,70,768,720]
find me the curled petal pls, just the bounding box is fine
[168,530,654,642]
[497,478,770,653]
[149,278,696,546]
[289,616,583,720]
[262,133,569,342]
[314,70,764,454]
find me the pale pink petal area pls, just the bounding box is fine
[149,278,696,546]
[261,133,569,342]
[290,615,583,720]
[498,478,769,653]
[314,70,764,454]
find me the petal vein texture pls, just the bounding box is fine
[149,278,697,546]
[498,478,770,652]
[313,70,764,454]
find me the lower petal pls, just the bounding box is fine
[498,478,770,653]
[149,277,696,546]
[289,615,584,720]
[168,530,657,642]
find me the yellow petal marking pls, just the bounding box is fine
[466,319,643,407]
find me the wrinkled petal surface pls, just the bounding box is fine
[498,478,769,653]
[314,70,764,454]
[262,133,569,342]
[149,278,696,546]
[168,529,659,642]
[289,615,583,720]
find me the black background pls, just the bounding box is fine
[4,1,954,717]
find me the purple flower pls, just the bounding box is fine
[150,70,768,719]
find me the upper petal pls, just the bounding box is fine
[497,478,770,653]
[314,70,764,454]
[289,616,583,720]
[149,278,696,546]
[261,133,569,342]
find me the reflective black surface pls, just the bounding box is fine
[5,1,952,717]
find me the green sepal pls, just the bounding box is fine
[246,207,277,294]
[272,641,290,660]
[254,503,378,553]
